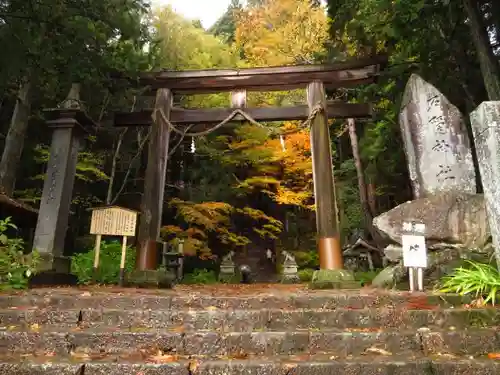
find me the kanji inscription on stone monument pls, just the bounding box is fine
[399,74,476,198]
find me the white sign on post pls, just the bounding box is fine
[402,234,428,268]
[401,222,427,292]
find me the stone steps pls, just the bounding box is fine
[2,307,499,330]
[0,356,499,375]
[1,327,498,357]
[0,289,469,310]
[1,288,499,374]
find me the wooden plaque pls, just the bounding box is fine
[90,206,138,236]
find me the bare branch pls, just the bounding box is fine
[105,128,128,204]
[106,95,136,204]
[97,91,111,125]
[168,125,194,157]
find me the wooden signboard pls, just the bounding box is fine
[90,206,137,237]
[89,206,139,286]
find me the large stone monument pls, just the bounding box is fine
[32,84,94,273]
[399,74,476,198]
[470,102,500,267]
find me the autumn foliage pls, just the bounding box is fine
[235,0,329,66]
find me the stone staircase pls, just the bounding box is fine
[0,285,499,374]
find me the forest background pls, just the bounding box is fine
[0,0,498,283]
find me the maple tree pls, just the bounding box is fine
[160,199,283,259]
[227,123,314,209]
[227,0,328,212]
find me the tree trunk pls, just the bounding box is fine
[0,79,32,196]
[347,118,383,246]
[367,181,377,216]
[463,0,500,100]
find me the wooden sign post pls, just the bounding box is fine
[401,222,427,292]
[90,206,138,286]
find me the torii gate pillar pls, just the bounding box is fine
[307,81,344,270]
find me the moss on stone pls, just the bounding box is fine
[310,269,357,289]
[126,269,175,289]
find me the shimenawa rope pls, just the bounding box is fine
[151,103,324,138]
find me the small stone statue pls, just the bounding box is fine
[281,250,300,284]
[282,250,296,264]
[266,249,273,260]
[219,251,236,282]
[222,251,235,264]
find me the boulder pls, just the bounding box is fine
[373,244,494,290]
[383,244,403,263]
[371,264,405,289]
[373,192,490,248]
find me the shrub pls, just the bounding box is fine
[298,268,315,282]
[293,251,319,269]
[0,217,39,290]
[182,269,218,284]
[71,240,136,285]
[439,260,500,305]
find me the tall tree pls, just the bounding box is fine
[209,0,243,44]
[0,0,152,196]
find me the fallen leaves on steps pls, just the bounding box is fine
[188,360,200,373]
[146,350,179,364]
[365,347,392,356]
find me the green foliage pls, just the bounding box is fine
[294,250,319,269]
[33,144,109,183]
[335,160,364,241]
[0,217,40,290]
[181,269,218,285]
[439,261,500,306]
[298,268,315,282]
[71,241,136,285]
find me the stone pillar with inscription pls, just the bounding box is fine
[470,102,500,268]
[32,84,94,273]
[399,74,476,198]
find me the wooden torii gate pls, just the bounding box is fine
[114,56,386,275]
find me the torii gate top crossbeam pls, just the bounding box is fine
[136,56,387,94]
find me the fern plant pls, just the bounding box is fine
[439,261,500,305]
